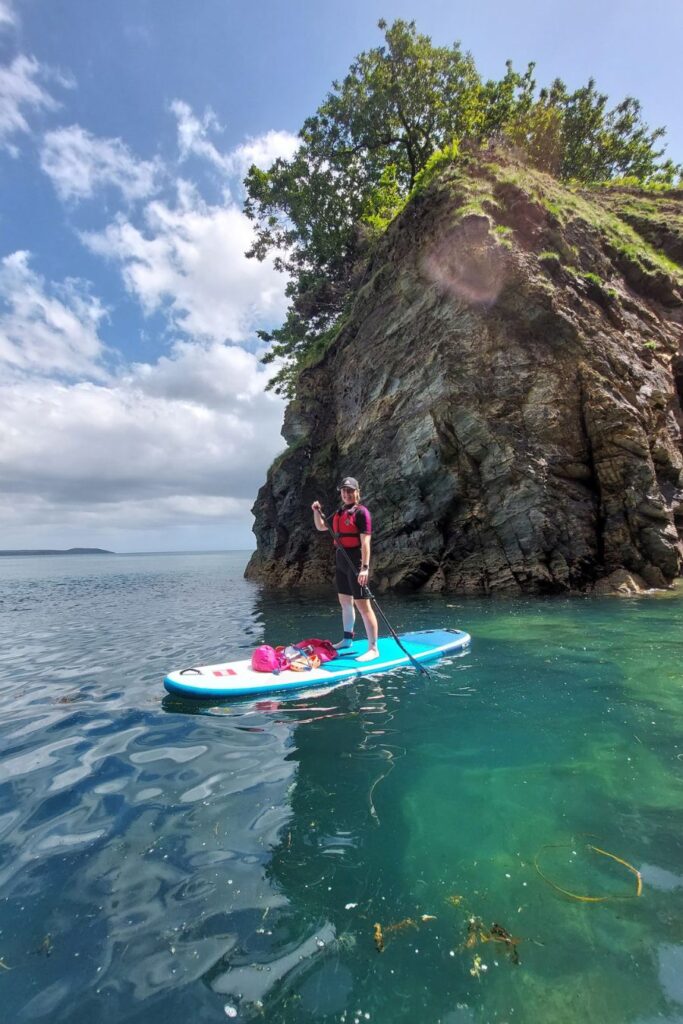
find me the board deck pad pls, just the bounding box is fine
[164,628,471,699]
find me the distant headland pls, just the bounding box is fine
[0,548,115,556]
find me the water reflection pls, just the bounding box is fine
[159,663,406,1020]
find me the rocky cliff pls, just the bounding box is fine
[246,150,683,594]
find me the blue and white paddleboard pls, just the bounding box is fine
[163,628,471,699]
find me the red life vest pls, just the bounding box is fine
[332,505,362,548]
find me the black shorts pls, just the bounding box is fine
[335,547,366,599]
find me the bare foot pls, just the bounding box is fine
[356,648,379,662]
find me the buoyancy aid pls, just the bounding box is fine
[332,504,363,548]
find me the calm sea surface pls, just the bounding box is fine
[0,551,682,1024]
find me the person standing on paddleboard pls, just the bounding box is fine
[311,477,379,662]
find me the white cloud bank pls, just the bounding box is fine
[0,342,285,548]
[0,358,283,503]
[41,125,162,202]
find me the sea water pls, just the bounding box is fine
[0,551,682,1024]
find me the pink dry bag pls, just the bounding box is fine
[251,645,285,674]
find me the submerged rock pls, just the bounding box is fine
[247,151,683,595]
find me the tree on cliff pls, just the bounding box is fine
[244,19,681,396]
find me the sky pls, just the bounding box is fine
[1,0,681,552]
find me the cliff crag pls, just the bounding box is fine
[246,151,683,594]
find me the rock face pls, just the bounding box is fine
[246,151,683,594]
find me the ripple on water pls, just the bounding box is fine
[1,556,683,1023]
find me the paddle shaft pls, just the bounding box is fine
[317,506,431,677]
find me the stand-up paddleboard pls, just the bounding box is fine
[164,628,471,699]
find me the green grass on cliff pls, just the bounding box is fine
[590,189,683,266]
[410,151,500,223]
[481,160,683,282]
[406,153,683,286]
[493,224,514,248]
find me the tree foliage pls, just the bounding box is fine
[244,19,681,396]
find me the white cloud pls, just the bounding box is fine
[125,338,275,407]
[0,54,64,153]
[83,184,288,343]
[41,125,162,202]
[228,129,300,177]
[171,100,230,172]
[171,99,298,178]
[0,1,17,29]
[0,251,108,379]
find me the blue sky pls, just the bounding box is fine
[1,0,681,552]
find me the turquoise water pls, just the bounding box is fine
[1,552,682,1024]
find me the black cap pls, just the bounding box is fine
[340,477,360,490]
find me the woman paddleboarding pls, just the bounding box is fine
[311,476,379,661]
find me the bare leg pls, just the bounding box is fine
[354,598,379,660]
[335,594,356,649]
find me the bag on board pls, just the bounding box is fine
[251,645,287,674]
